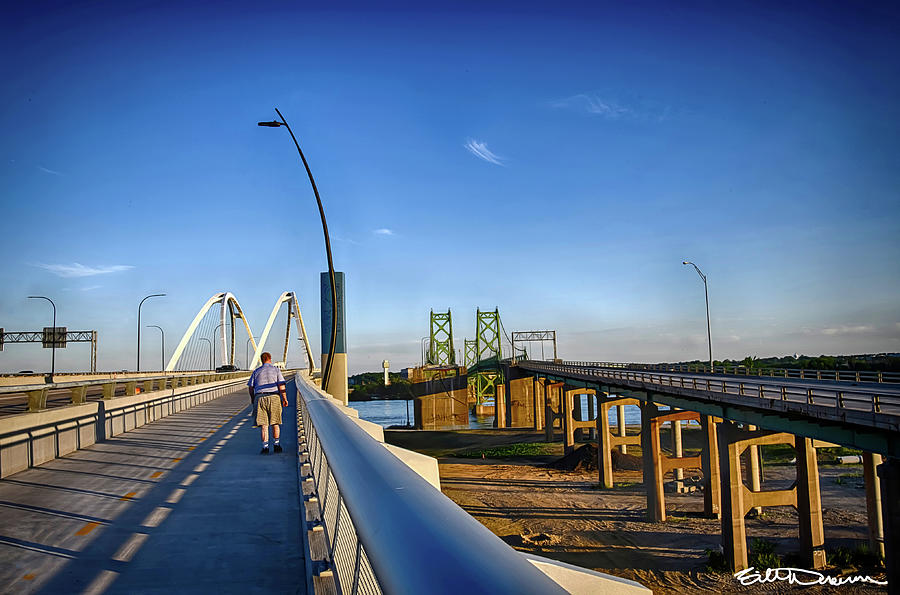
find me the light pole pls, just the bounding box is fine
[258,109,338,393]
[683,261,713,371]
[246,336,256,369]
[198,338,212,370]
[147,325,165,370]
[27,296,57,381]
[421,337,429,367]
[137,293,166,371]
[212,323,224,369]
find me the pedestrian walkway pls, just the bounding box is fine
[0,384,306,594]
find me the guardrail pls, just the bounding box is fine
[524,361,900,417]
[562,361,900,384]
[0,371,251,413]
[294,373,569,595]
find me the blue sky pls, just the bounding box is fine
[1,1,899,374]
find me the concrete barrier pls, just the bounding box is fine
[0,377,246,479]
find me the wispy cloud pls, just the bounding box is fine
[373,228,394,236]
[334,236,361,245]
[552,94,633,119]
[464,139,506,166]
[552,93,670,122]
[36,263,134,278]
[38,165,62,175]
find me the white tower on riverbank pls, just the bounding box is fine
[382,360,390,386]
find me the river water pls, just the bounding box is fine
[348,397,648,429]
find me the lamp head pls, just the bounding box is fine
[258,120,283,127]
[682,261,690,265]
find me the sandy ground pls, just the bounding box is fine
[386,428,887,594]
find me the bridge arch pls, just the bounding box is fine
[165,292,257,371]
[250,291,316,371]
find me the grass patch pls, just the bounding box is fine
[704,549,730,573]
[458,442,557,458]
[748,538,781,570]
[829,544,884,570]
[834,472,863,485]
[760,444,863,465]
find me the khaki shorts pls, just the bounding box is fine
[255,394,283,426]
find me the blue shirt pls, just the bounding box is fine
[248,363,286,396]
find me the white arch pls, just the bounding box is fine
[165,292,258,371]
[250,291,316,371]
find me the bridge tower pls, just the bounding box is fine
[470,308,504,406]
[426,309,455,366]
[463,339,477,367]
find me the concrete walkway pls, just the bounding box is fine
[0,384,306,594]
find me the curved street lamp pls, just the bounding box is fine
[198,337,213,370]
[137,293,166,371]
[27,296,57,381]
[212,323,224,369]
[258,109,338,393]
[147,325,165,371]
[682,261,713,371]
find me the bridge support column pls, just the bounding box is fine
[532,377,545,431]
[878,457,900,594]
[864,452,885,558]
[796,436,826,569]
[718,424,824,571]
[673,416,684,492]
[597,396,641,489]
[495,384,507,429]
[508,376,534,428]
[563,388,595,454]
[641,401,666,522]
[617,404,627,454]
[643,407,701,523]
[586,394,596,441]
[700,416,721,519]
[746,425,762,516]
[563,388,575,454]
[598,394,613,489]
[544,382,563,442]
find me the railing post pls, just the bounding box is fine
[71,385,88,405]
[26,388,48,412]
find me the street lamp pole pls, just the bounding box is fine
[421,337,429,367]
[212,323,224,369]
[147,325,165,370]
[246,336,256,370]
[27,296,57,380]
[198,338,212,370]
[683,261,713,371]
[258,109,338,393]
[137,293,166,372]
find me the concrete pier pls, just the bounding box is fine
[717,423,825,571]
[878,458,900,594]
[597,396,641,489]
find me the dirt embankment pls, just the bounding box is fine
[386,428,886,594]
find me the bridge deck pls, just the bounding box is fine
[0,387,306,594]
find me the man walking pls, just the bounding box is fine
[247,352,288,454]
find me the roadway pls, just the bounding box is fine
[0,385,306,594]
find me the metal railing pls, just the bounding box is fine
[294,373,566,595]
[563,361,900,384]
[523,361,900,417]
